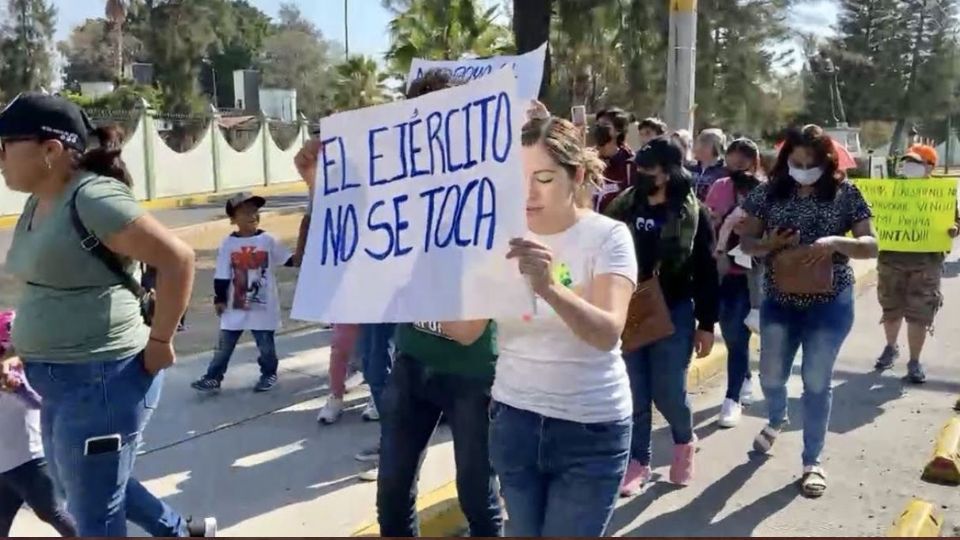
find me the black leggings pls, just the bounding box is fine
[0,458,77,537]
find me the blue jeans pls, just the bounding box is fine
[719,274,753,401]
[759,286,855,466]
[204,329,278,381]
[0,458,77,537]
[624,299,696,465]
[489,402,630,537]
[359,323,395,413]
[24,354,189,537]
[377,355,501,537]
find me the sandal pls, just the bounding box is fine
[753,424,780,454]
[800,466,827,498]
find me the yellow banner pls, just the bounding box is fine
[855,178,958,252]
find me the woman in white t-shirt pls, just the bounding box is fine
[445,115,637,536]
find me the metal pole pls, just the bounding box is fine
[946,114,952,175]
[665,0,697,133]
[344,0,350,60]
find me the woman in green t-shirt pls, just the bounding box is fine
[0,94,214,537]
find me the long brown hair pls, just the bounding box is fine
[768,124,842,201]
[76,125,132,187]
[522,116,606,208]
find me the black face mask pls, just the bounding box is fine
[729,170,760,193]
[592,125,614,146]
[634,172,663,196]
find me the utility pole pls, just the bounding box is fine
[664,0,697,133]
[344,0,350,60]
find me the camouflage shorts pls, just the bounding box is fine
[877,256,944,327]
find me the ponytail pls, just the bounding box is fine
[78,126,132,187]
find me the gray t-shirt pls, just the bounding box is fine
[6,172,149,363]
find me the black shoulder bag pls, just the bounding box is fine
[69,184,156,326]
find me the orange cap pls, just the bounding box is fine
[904,144,938,167]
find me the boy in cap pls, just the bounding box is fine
[191,193,295,393]
[875,145,960,384]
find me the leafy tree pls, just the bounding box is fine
[258,3,342,118]
[59,18,144,88]
[127,0,233,114]
[331,56,389,110]
[0,0,58,95]
[385,0,513,78]
[105,0,130,81]
[209,0,272,107]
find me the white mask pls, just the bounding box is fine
[901,162,927,179]
[789,165,823,186]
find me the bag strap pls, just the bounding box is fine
[69,180,146,298]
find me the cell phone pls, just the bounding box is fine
[571,105,587,126]
[84,434,121,456]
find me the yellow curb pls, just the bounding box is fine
[139,181,307,211]
[887,499,942,537]
[351,481,464,537]
[0,181,308,230]
[922,417,960,485]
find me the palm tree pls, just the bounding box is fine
[332,56,389,110]
[385,0,512,77]
[105,0,129,81]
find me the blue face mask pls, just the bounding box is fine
[789,165,824,186]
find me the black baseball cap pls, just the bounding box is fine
[225,192,266,217]
[0,92,95,152]
[635,136,684,170]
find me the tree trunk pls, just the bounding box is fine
[513,0,552,97]
[889,4,927,155]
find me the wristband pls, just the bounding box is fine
[149,336,171,345]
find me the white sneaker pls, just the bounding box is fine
[740,377,755,406]
[718,398,742,428]
[744,309,760,335]
[317,396,344,425]
[358,467,378,482]
[361,399,379,422]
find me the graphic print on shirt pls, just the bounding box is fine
[552,263,574,288]
[230,246,270,310]
[413,321,453,340]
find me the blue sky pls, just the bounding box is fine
[53,0,838,67]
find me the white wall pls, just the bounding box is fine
[267,125,304,184]
[219,127,266,190]
[0,111,306,218]
[122,116,149,201]
[152,124,216,198]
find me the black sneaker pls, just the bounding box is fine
[906,360,927,384]
[186,516,217,537]
[254,374,278,392]
[875,345,899,371]
[190,378,221,392]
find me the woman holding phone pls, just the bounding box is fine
[738,125,877,498]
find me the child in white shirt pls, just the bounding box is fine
[190,193,294,393]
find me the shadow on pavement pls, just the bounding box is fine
[614,456,798,537]
[739,367,906,435]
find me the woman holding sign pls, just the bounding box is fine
[448,114,638,536]
[738,125,878,498]
[874,145,960,385]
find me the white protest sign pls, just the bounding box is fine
[292,69,530,324]
[407,43,547,102]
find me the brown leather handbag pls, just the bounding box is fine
[622,273,675,353]
[772,246,834,295]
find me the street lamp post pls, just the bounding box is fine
[665,0,697,133]
[344,0,350,60]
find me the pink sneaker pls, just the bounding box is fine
[670,441,696,486]
[619,460,651,497]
